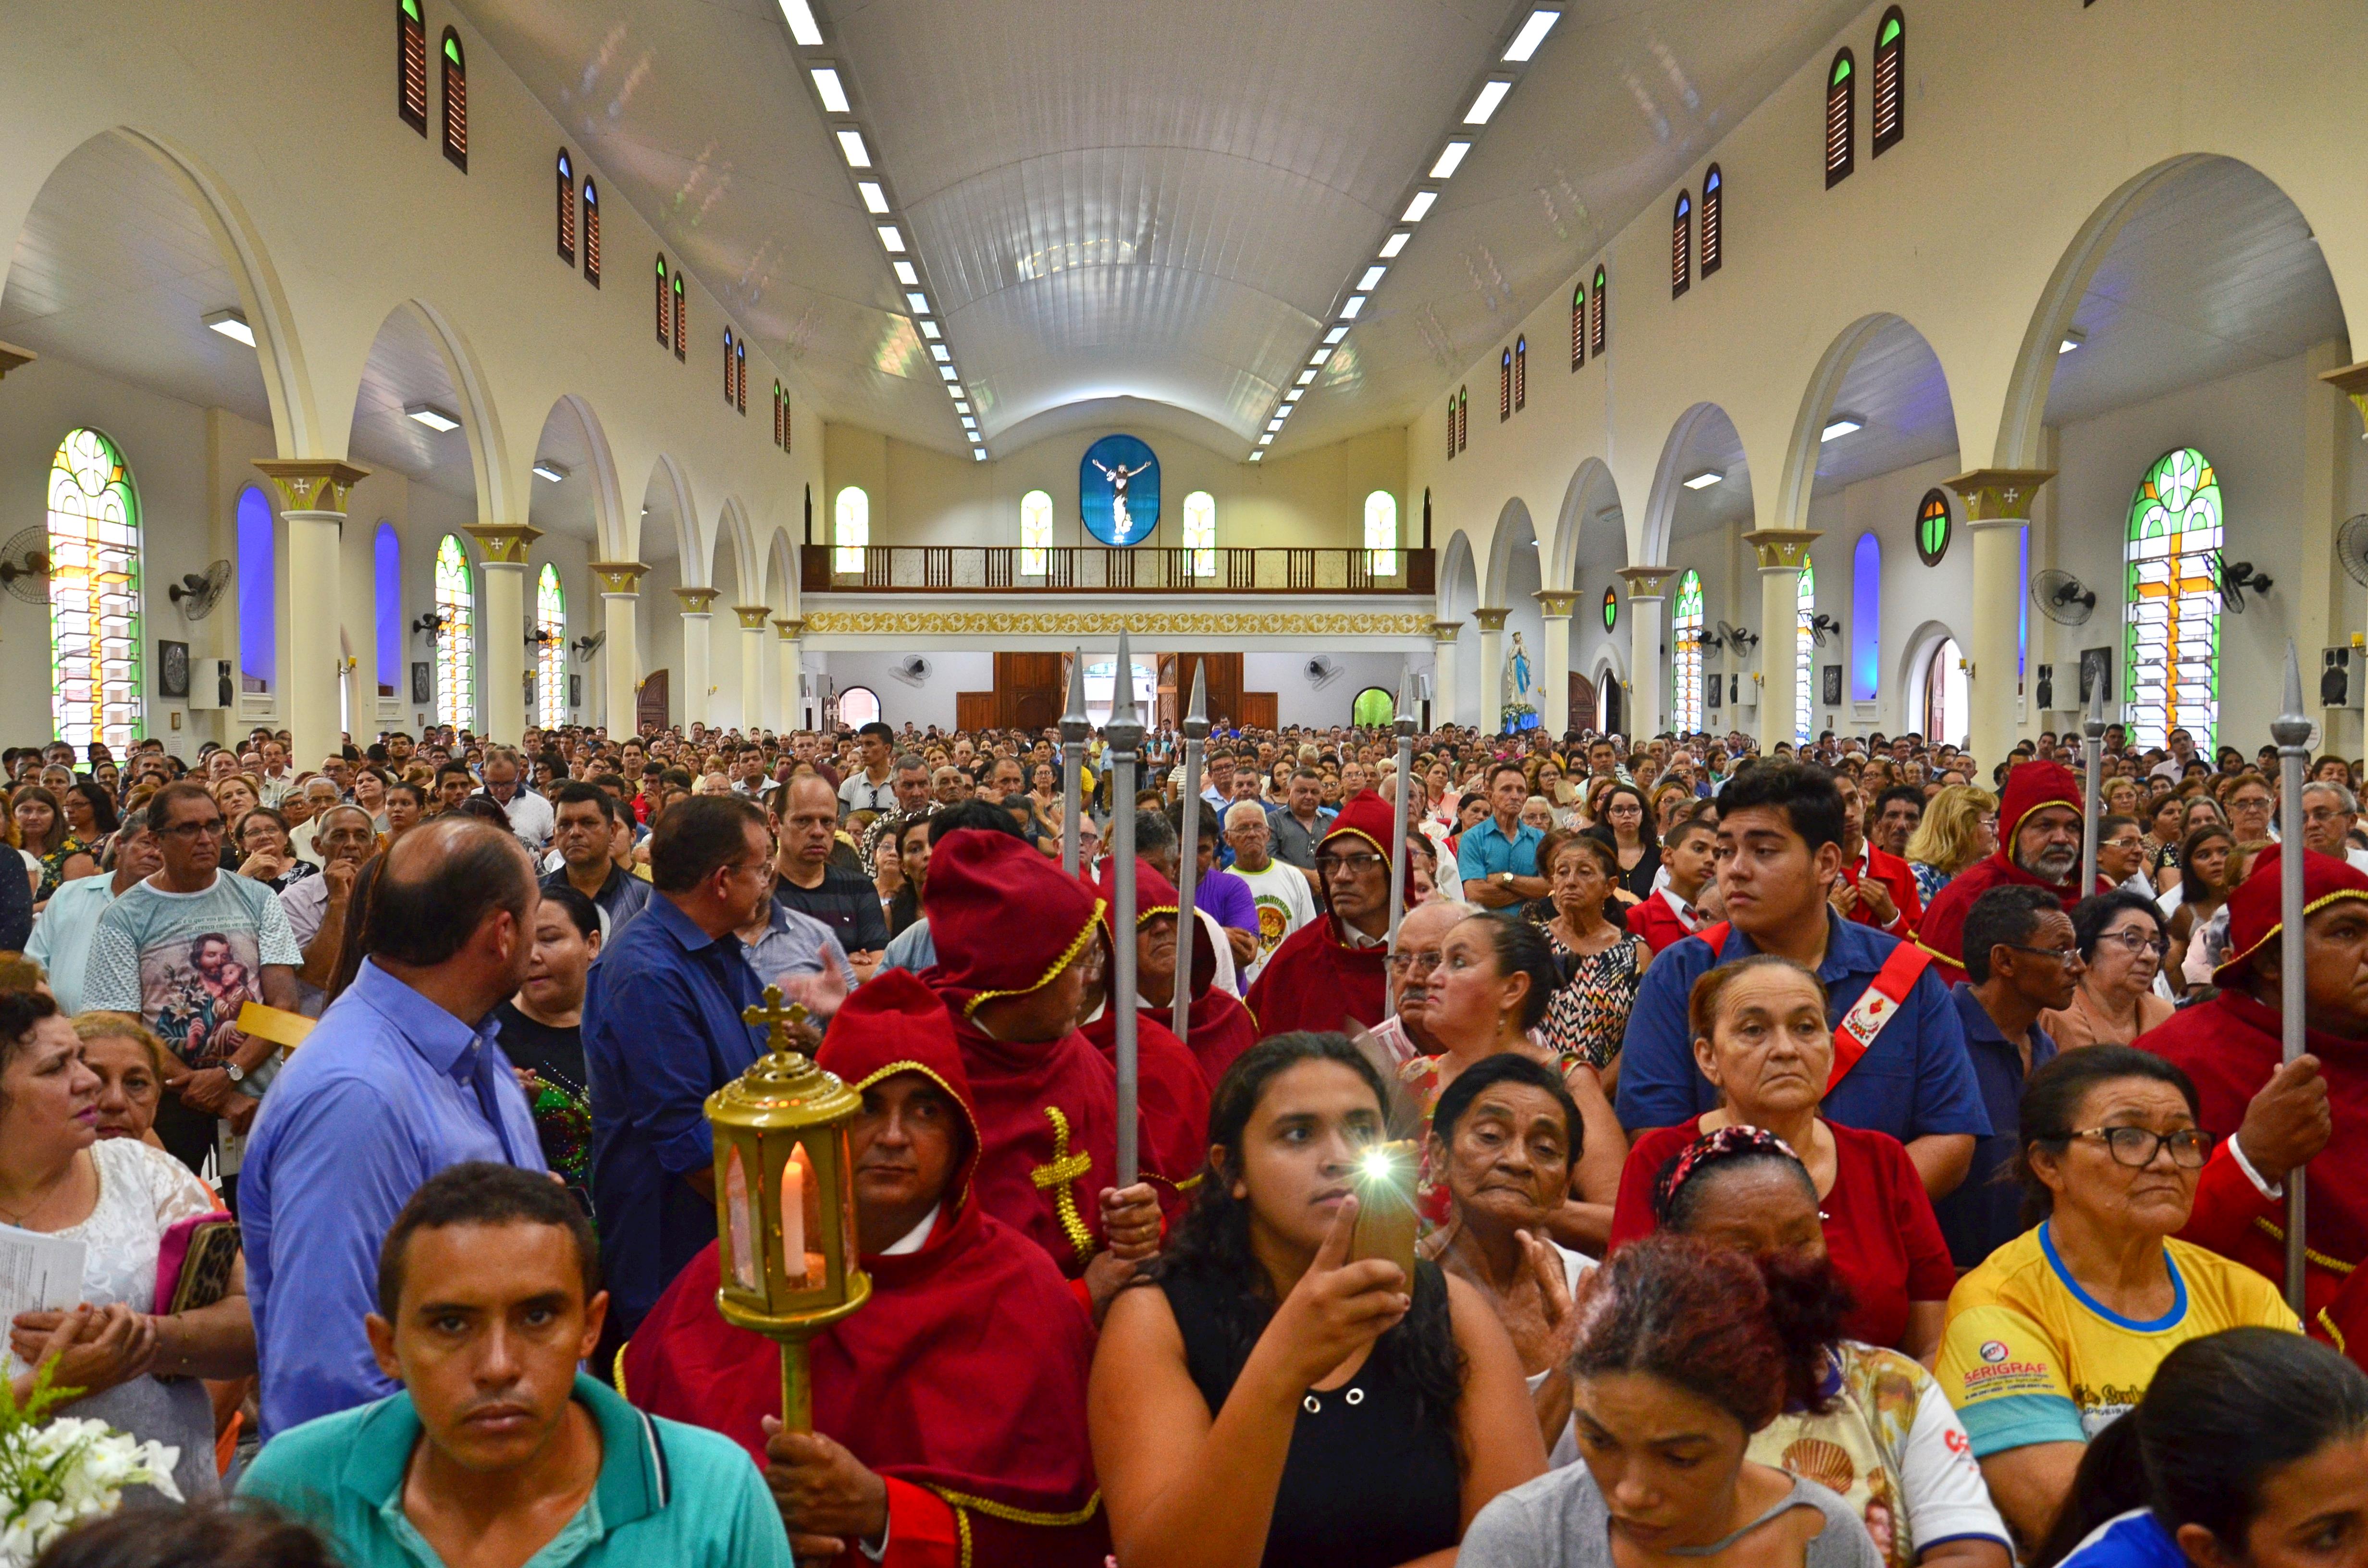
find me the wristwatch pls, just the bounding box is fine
[223,1061,246,1084]
[1497,870,1514,886]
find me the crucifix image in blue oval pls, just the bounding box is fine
[1080,434,1160,546]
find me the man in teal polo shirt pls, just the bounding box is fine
[241,1163,792,1568]
[1459,761,1547,918]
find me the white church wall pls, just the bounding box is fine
[1243,652,1413,731]
[818,649,989,734]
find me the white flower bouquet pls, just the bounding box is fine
[0,1363,182,1568]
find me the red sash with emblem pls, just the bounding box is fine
[1690,922,1935,1092]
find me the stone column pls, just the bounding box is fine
[1617,566,1672,740]
[1743,529,1820,752]
[1534,592,1577,736]
[775,619,806,735]
[734,605,772,734]
[589,562,648,738]
[1474,608,1508,736]
[675,588,718,731]
[253,460,369,763]
[465,522,543,747]
[1945,470,2054,765]
[1428,621,1463,729]
[2319,360,2368,751]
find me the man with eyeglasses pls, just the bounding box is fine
[1367,898,1467,1068]
[2300,780,2368,875]
[82,780,303,1183]
[1918,760,2112,987]
[1242,792,1395,1037]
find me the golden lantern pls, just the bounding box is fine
[705,986,873,1430]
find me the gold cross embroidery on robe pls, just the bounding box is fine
[1030,1104,1097,1262]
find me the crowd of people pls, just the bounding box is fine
[3,707,2366,1568]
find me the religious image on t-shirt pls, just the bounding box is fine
[1251,893,1294,963]
[143,930,264,1066]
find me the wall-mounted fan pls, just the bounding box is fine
[2030,569,2097,626]
[2210,551,2272,613]
[0,528,50,604]
[412,611,448,644]
[168,560,234,619]
[1304,655,1345,689]
[889,655,932,686]
[1806,612,1842,647]
[2338,515,2368,590]
[525,624,561,648]
[571,631,607,663]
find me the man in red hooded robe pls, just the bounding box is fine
[1917,760,2109,984]
[619,970,1107,1568]
[1076,857,1211,1189]
[1110,853,1259,1089]
[1242,790,1395,1035]
[917,829,1163,1311]
[2144,844,2356,1332]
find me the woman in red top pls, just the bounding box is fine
[1608,954,1954,1360]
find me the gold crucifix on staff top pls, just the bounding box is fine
[743,986,812,1054]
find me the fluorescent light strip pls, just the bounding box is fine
[837,130,871,168]
[930,344,950,362]
[938,365,959,380]
[1258,433,1274,445]
[2059,328,2087,354]
[202,308,254,347]
[1340,295,1366,318]
[1309,347,1332,366]
[1379,232,1409,258]
[960,416,975,429]
[954,401,970,414]
[811,67,850,112]
[876,225,905,251]
[1682,469,1722,490]
[1464,79,1512,124]
[892,261,918,285]
[921,320,941,339]
[1358,265,1386,290]
[1296,368,1317,386]
[778,0,823,46]
[1503,9,1560,61]
[1284,388,1304,402]
[974,449,987,460]
[1403,191,1437,223]
[1323,326,1348,344]
[858,181,889,214]
[1249,451,1263,462]
[405,403,460,432]
[1431,141,1470,179]
[1821,416,1863,441]
[532,461,568,483]
[906,292,930,313]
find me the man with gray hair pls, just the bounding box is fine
[2301,778,2368,874]
[280,803,380,1015]
[1367,898,1473,1067]
[26,807,160,1015]
[477,744,557,852]
[1222,798,1315,985]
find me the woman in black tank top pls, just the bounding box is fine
[1090,1032,1545,1568]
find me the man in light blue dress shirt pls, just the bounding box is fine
[239,818,548,1439]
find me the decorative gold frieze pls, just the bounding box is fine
[798,610,1436,638]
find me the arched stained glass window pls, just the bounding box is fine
[724,328,737,405]
[433,534,474,729]
[374,522,401,697]
[1457,388,1468,453]
[736,340,747,413]
[2125,447,2221,751]
[673,274,687,361]
[236,486,275,693]
[439,29,467,172]
[1672,569,1704,734]
[1446,392,1458,460]
[1571,280,1586,370]
[1872,9,1906,156]
[398,0,429,135]
[1514,337,1527,411]
[1500,349,1513,422]
[1601,585,1617,633]
[1021,489,1055,576]
[1364,491,1397,577]
[1671,191,1691,298]
[536,563,566,728]
[1701,167,1723,275]
[47,429,142,751]
[1182,490,1217,578]
[1351,687,1395,727]
[834,487,870,575]
[655,256,670,346]
[1795,560,1817,745]
[1590,265,1607,358]
[581,180,600,285]
[1915,488,1951,565]
[1825,51,1855,186]
[556,151,576,264]
[1850,533,1881,701]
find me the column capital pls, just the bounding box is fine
[1741,528,1821,572]
[1472,607,1510,632]
[588,561,650,595]
[2323,360,2368,428]
[1533,591,1579,618]
[1944,468,2056,522]
[1428,620,1464,644]
[1617,565,1673,599]
[774,617,807,641]
[673,587,720,614]
[733,604,773,630]
[254,458,371,513]
[465,522,545,566]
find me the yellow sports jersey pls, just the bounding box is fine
[1938,1224,2297,1458]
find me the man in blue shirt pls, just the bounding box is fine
[1615,760,1989,1197]
[240,818,548,1438]
[582,793,773,1345]
[1459,762,1547,918]
[1938,884,2072,1267]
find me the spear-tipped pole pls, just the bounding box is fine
[1387,673,1417,952]
[1171,662,1209,1045]
[2080,675,2107,894]
[2272,641,2314,1314]
[1105,632,1145,1187]
[1059,650,1089,876]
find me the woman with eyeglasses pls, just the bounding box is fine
[2039,894,2175,1050]
[1936,1046,2300,1557]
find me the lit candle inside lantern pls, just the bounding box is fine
[782,1143,809,1284]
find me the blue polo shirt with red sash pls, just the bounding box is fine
[1611,908,1993,1144]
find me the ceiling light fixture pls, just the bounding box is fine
[938,365,959,380]
[1502,8,1561,61]
[1358,265,1387,291]
[837,130,872,168]
[892,261,918,285]
[948,384,964,399]
[532,460,569,483]
[1323,326,1349,344]
[1379,232,1409,258]
[777,0,823,46]
[1464,79,1513,124]
[1284,388,1304,402]
[1682,469,1723,490]
[930,344,950,362]
[1248,451,1263,462]
[2059,328,2087,354]
[404,403,460,432]
[858,181,889,214]
[202,308,254,347]
[961,416,975,429]
[967,431,981,443]
[1402,191,1437,223]
[954,401,970,414]
[1430,141,1470,179]
[905,292,930,313]
[1296,368,1318,386]
[811,67,851,112]
[1340,295,1367,318]
[974,449,987,461]
[876,225,905,251]
[920,320,941,340]
[1309,347,1332,366]
[1258,433,1274,445]
[1821,415,1864,441]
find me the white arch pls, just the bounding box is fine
[1638,402,1748,566]
[1547,457,1624,588]
[539,394,625,565]
[711,495,759,604]
[1481,496,1535,607]
[1771,313,1958,535]
[640,454,700,572]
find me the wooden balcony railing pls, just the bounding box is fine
[801,545,1434,595]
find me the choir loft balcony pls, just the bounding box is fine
[801,545,1434,596]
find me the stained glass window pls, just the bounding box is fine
[1571,281,1586,370]
[536,563,566,728]
[2125,446,2221,751]
[1364,491,1397,577]
[1671,191,1691,298]
[434,534,474,729]
[375,522,401,697]
[724,328,736,405]
[1514,337,1526,411]
[655,256,670,346]
[581,180,600,286]
[1446,391,1457,460]
[1673,569,1704,734]
[1500,349,1513,422]
[835,488,869,575]
[1457,389,1468,453]
[1872,9,1905,156]
[1021,489,1055,576]
[47,429,141,752]
[673,275,686,361]
[1590,266,1607,358]
[1850,533,1881,701]
[440,29,467,172]
[1701,167,1723,275]
[1795,560,1817,745]
[556,151,575,264]
[398,0,428,134]
[1915,488,1950,565]
[1183,490,1217,577]
[1601,585,1617,633]
[236,486,274,692]
[736,341,747,413]
[1826,52,1855,186]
